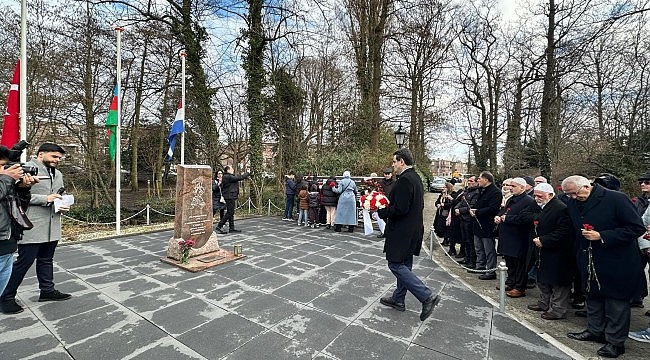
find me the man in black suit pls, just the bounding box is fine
[377,148,439,321]
[526,183,573,320]
[563,175,645,358]
[215,165,250,234]
[470,171,502,280]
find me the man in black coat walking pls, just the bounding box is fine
[563,175,645,358]
[470,171,503,280]
[215,165,250,234]
[377,149,439,321]
[527,183,573,320]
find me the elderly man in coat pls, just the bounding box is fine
[563,175,645,358]
[333,171,357,233]
[0,143,71,315]
[494,177,537,298]
[377,148,439,321]
[526,183,573,320]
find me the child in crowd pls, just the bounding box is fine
[297,184,309,226]
[308,184,320,228]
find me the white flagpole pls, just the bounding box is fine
[115,26,123,235]
[180,50,186,165]
[19,0,27,162]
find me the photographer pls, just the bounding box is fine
[282,171,297,221]
[214,165,250,234]
[1,143,71,315]
[0,145,38,299]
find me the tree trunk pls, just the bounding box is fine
[130,38,149,192]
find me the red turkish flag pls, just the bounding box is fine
[1,61,20,147]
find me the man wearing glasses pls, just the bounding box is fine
[563,175,645,358]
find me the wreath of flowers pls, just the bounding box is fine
[358,179,389,211]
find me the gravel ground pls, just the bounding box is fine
[422,192,650,360]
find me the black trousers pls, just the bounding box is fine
[586,294,631,347]
[504,255,527,291]
[460,220,476,265]
[217,198,236,230]
[1,241,58,300]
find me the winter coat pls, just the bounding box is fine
[22,160,65,244]
[533,197,573,286]
[633,194,649,217]
[221,172,249,200]
[472,184,503,238]
[211,179,225,211]
[320,180,339,207]
[298,189,309,210]
[379,177,396,198]
[0,175,30,255]
[284,177,297,196]
[333,177,357,225]
[377,168,424,262]
[308,191,320,208]
[455,186,480,222]
[565,184,646,300]
[496,193,537,258]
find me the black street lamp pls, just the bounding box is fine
[394,123,406,149]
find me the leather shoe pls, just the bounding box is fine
[478,272,496,280]
[575,310,587,317]
[496,285,513,291]
[376,233,385,238]
[379,297,405,312]
[527,304,547,311]
[215,227,227,234]
[541,312,564,320]
[597,343,625,358]
[0,299,24,314]
[567,330,606,343]
[454,253,465,259]
[229,228,241,233]
[506,289,525,298]
[38,290,71,302]
[646,310,650,317]
[420,295,440,321]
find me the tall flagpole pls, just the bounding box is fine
[115,26,124,235]
[180,50,186,165]
[19,0,27,162]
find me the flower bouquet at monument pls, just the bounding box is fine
[177,239,196,264]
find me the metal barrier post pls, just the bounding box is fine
[248,197,251,214]
[429,225,435,260]
[267,199,271,216]
[146,204,150,225]
[498,261,508,312]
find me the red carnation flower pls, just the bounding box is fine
[582,223,594,231]
[533,220,539,226]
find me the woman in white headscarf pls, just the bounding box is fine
[333,171,358,232]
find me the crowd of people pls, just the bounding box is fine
[434,171,650,358]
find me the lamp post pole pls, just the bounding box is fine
[394,123,406,149]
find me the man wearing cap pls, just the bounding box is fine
[494,177,536,297]
[523,176,536,197]
[526,183,573,320]
[379,167,395,199]
[563,175,645,358]
[0,143,71,314]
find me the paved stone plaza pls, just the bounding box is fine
[0,217,577,359]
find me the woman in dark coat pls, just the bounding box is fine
[321,176,339,229]
[211,170,225,221]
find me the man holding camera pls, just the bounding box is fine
[1,143,71,314]
[0,145,38,298]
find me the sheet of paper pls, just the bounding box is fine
[53,195,74,213]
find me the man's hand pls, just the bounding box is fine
[581,229,602,241]
[494,216,501,224]
[58,205,70,213]
[469,209,476,217]
[0,163,24,180]
[47,193,63,203]
[533,237,542,248]
[17,173,39,187]
[454,209,460,216]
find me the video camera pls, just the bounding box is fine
[3,140,38,176]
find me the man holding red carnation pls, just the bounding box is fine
[562,175,645,358]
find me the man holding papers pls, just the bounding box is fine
[1,143,71,314]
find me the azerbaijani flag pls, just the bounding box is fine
[1,61,20,148]
[166,101,184,160]
[105,85,118,161]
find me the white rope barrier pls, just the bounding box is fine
[429,226,498,273]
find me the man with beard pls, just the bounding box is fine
[494,177,536,297]
[455,176,479,268]
[1,143,71,314]
[527,183,573,320]
[469,171,502,280]
[563,175,645,358]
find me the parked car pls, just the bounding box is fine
[429,177,447,192]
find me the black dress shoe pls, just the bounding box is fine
[575,310,587,317]
[597,343,625,358]
[379,297,405,312]
[376,233,385,238]
[420,295,440,321]
[646,310,650,317]
[215,227,227,234]
[39,290,72,302]
[458,259,468,265]
[454,253,465,259]
[229,228,241,233]
[478,272,496,280]
[0,299,24,314]
[567,330,606,343]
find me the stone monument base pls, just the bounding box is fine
[162,231,246,272]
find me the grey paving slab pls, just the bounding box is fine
[0,217,577,360]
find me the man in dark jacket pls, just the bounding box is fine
[379,167,395,198]
[494,177,536,297]
[470,171,503,280]
[563,175,645,358]
[282,171,297,221]
[632,172,650,309]
[215,165,250,234]
[527,183,573,320]
[455,176,479,268]
[377,148,439,321]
